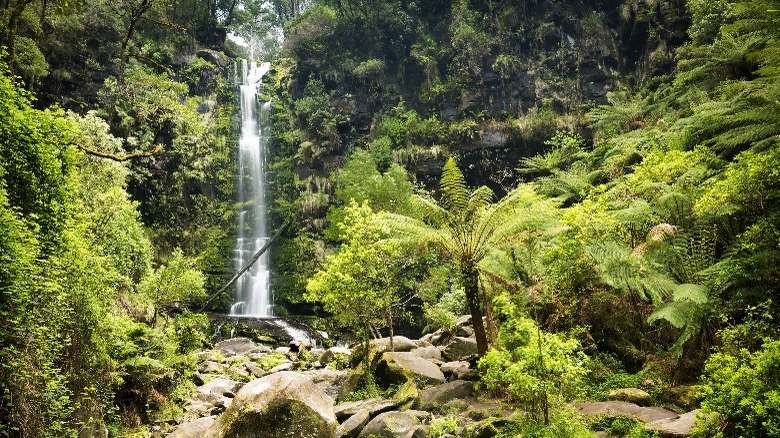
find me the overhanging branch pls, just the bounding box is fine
[77,144,163,162]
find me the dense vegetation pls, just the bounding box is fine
[2,0,780,435]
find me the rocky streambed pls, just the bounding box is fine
[156,317,702,438]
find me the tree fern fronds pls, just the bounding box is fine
[440,157,469,213]
[656,191,694,227]
[648,283,710,355]
[411,193,447,225]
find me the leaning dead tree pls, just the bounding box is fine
[198,220,290,313]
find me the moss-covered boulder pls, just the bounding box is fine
[376,352,445,387]
[608,388,652,406]
[205,371,336,438]
[357,411,421,438]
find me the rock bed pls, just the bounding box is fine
[157,316,702,437]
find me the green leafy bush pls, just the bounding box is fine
[695,339,780,437]
[429,415,460,437]
[480,294,589,418]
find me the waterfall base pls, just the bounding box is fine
[208,314,325,346]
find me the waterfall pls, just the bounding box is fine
[230,60,273,317]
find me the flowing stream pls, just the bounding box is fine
[230,60,273,317]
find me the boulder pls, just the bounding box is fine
[410,346,441,361]
[577,401,678,424]
[405,426,429,438]
[205,371,337,438]
[303,368,348,399]
[392,381,421,410]
[370,336,417,352]
[191,392,230,409]
[199,361,228,374]
[441,337,478,362]
[167,416,216,438]
[439,361,478,381]
[197,351,217,362]
[334,398,398,422]
[419,381,475,410]
[454,315,474,338]
[197,377,243,398]
[608,388,652,406]
[245,363,266,378]
[214,337,263,357]
[376,352,445,387]
[229,364,250,378]
[268,362,294,373]
[320,347,352,367]
[309,348,326,362]
[645,410,702,437]
[290,339,313,352]
[462,417,510,438]
[358,411,421,438]
[335,410,371,438]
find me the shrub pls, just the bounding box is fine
[429,415,460,437]
[479,294,589,420]
[695,339,780,437]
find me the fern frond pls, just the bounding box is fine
[440,157,469,213]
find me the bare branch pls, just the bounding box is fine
[77,143,164,162]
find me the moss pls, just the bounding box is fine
[218,400,335,438]
[392,380,420,410]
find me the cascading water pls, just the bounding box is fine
[223,59,319,345]
[230,60,273,317]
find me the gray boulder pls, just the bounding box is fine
[167,416,216,438]
[334,398,398,421]
[214,337,262,357]
[197,377,243,398]
[577,401,678,424]
[335,410,371,438]
[419,380,475,410]
[370,336,417,352]
[645,410,702,436]
[411,346,441,361]
[205,371,337,438]
[441,337,478,362]
[196,49,229,68]
[377,352,445,386]
[199,361,227,374]
[268,362,294,373]
[358,411,421,438]
[320,347,352,367]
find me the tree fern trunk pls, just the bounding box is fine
[463,264,489,357]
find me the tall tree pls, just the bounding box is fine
[379,157,555,357]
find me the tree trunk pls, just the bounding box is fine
[3,0,35,73]
[463,264,488,357]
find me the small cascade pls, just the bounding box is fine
[230,60,273,317]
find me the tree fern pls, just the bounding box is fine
[587,240,674,304]
[379,159,559,357]
[648,283,710,355]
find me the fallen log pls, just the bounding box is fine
[199,220,289,313]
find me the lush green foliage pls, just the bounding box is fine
[696,340,780,437]
[480,294,588,419]
[0,63,212,436]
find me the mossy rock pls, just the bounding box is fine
[461,417,510,438]
[205,371,336,438]
[608,388,652,406]
[392,381,420,411]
